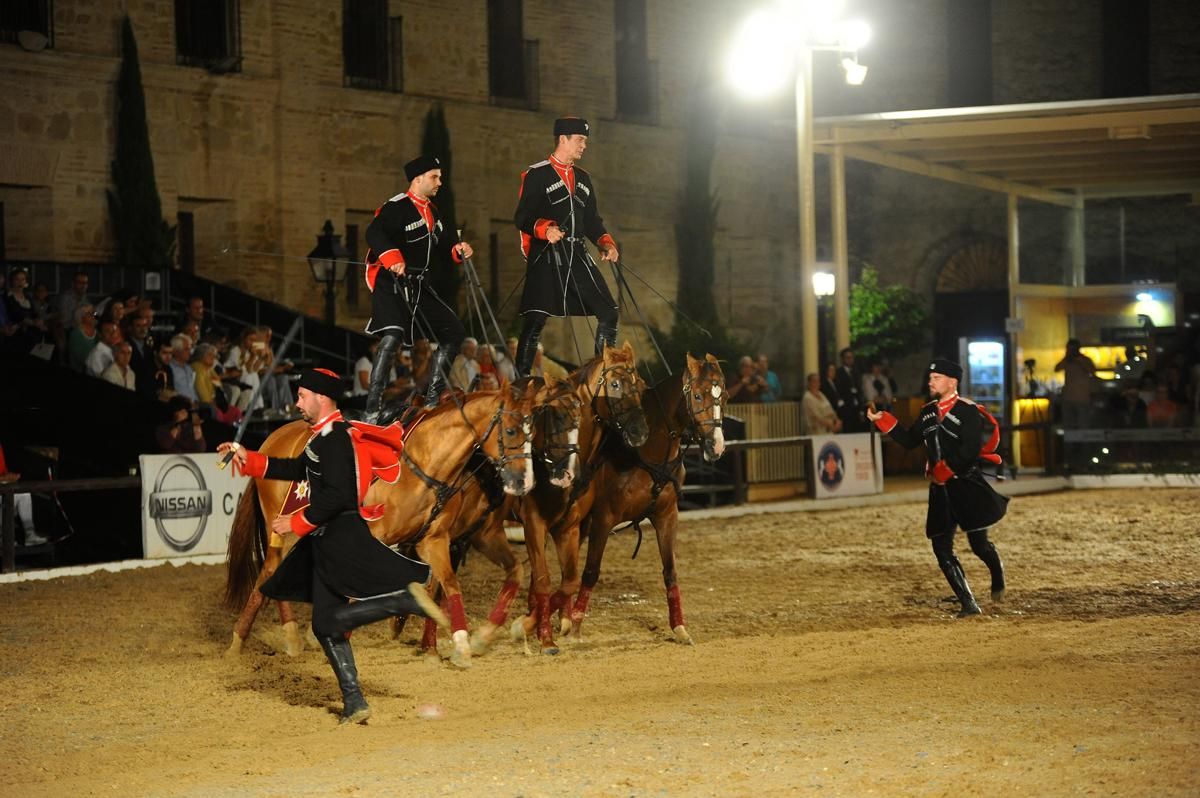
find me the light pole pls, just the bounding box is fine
[727,1,871,379]
[306,219,350,327]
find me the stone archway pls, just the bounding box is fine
[923,232,1011,360]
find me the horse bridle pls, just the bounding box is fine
[533,390,582,475]
[588,361,644,437]
[682,363,726,440]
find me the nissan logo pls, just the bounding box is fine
[148,456,212,552]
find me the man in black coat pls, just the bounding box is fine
[834,347,864,432]
[219,368,447,724]
[512,117,621,376]
[363,155,475,419]
[867,358,1007,617]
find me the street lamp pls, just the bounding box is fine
[726,0,871,379]
[306,219,349,327]
[813,269,836,371]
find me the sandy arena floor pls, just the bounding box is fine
[1,488,1198,797]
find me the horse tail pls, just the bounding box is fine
[224,479,266,612]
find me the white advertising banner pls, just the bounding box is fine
[140,453,251,559]
[808,432,884,499]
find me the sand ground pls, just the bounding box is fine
[1,488,1197,797]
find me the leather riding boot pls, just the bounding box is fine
[938,556,982,618]
[364,335,401,425]
[317,635,371,724]
[424,343,458,406]
[594,320,618,355]
[515,315,546,377]
[327,583,450,637]
[968,530,1006,602]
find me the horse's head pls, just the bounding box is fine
[490,382,537,496]
[683,352,727,462]
[591,342,649,448]
[533,374,584,488]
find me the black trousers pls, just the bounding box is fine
[931,528,1003,579]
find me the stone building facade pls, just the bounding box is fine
[1,0,1196,389]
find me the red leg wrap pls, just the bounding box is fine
[446,593,469,633]
[570,585,593,624]
[534,592,554,644]
[667,584,685,630]
[548,590,569,615]
[420,617,438,651]
[487,581,520,626]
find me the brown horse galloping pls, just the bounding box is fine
[223,382,538,666]
[568,352,727,644]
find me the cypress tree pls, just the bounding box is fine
[421,104,462,311]
[107,16,175,269]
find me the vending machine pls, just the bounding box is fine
[958,337,1006,424]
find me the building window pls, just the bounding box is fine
[1102,0,1149,98]
[344,0,402,92]
[0,0,53,48]
[175,0,241,72]
[177,212,195,273]
[488,0,538,109]
[614,0,656,122]
[946,0,992,106]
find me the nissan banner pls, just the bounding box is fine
[140,453,250,559]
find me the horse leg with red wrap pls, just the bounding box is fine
[416,534,473,668]
[654,504,693,645]
[511,510,557,654]
[464,517,524,655]
[549,509,586,638]
[571,511,615,637]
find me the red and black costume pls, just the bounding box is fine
[237,368,439,723]
[512,117,620,376]
[873,359,1007,616]
[363,154,466,417]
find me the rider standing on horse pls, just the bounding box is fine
[866,358,1008,618]
[513,117,621,377]
[218,368,447,724]
[363,155,475,421]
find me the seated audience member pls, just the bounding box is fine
[728,355,767,403]
[85,321,122,378]
[449,337,480,392]
[256,325,295,413]
[155,396,206,454]
[0,443,47,546]
[152,339,177,401]
[475,344,501,391]
[123,311,158,399]
[756,354,783,402]
[57,271,91,332]
[801,372,842,435]
[67,304,99,370]
[101,341,137,391]
[1112,387,1148,428]
[1146,384,1179,428]
[168,333,199,402]
[178,296,211,339]
[862,360,895,412]
[495,337,519,383]
[193,343,243,424]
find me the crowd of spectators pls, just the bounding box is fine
[1058,339,1200,429]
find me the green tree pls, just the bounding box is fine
[849,265,930,362]
[107,16,175,269]
[421,104,462,312]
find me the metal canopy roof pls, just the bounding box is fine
[813,94,1200,207]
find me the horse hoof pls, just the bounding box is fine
[470,625,496,656]
[540,642,560,656]
[672,625,694,646]
[282,621,304,657]
[559,617,573,637]
[224,631,244,658]
[449,630,473,669]
[510,616,531,643]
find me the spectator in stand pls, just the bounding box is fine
[179,296,210,339]
[155,396,206,453]
[1135,373,1157,407]
[223,327,262,411]
[85,321,122,378]
[1054,339,1096,428]
[123,312,158,400]
[193,343,243,424]
[4,268,47,352]
[178,319,201,347]
[861,360,895,413]
[834,347,864,432]
[821,362,842,412]
[98,289,132,326]
[168,333,198,402]
[67,304,98,371]
[101,341,137,391]
[152,339,176,401]
[756,353,782,402]
[801,372,842,435]
[495,336,519,383]
[475,344,501,391]
[728,355,767,404]
[0,443,47,546]
[30,282,52,326]
[257,325,296,414]
[449,337,479,392]
[1111,386,1148,428]
[1146,384,1179,428]
[533,343,568,381]
[57,271,90,332]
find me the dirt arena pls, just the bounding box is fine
[2,487,1198,797]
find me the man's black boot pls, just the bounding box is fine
[317,635,371,725]
[968,531,1006,602]
[424,343,458,406]
[515,315,546,378]
[939,556,982,618]
[364,335,401,425]
[594,321,618,355]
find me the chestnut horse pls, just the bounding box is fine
[223,382,538,666]
[567,352,727,644]
[511,342,650,654]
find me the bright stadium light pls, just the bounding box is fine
[726,11,795,99]
[839,19,872,50]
